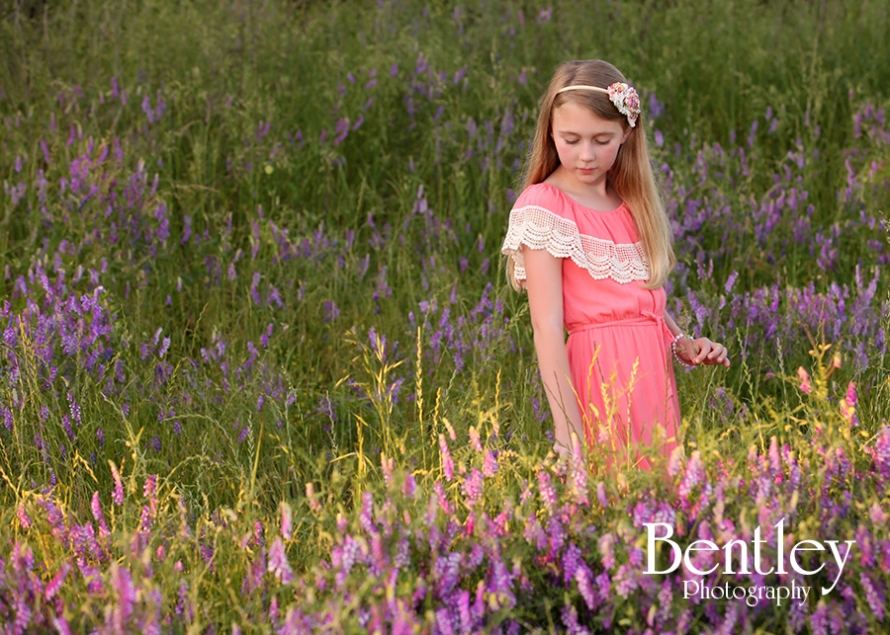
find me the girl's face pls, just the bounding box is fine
[550,100,630,189]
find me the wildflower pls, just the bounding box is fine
[461,469,484,505]
[797,366,812,393]
[439,434,454,481]
[560,605,591,635]
[598,533,615,569]
[840,381,859,425]
[45,563,70,600]
[280,502,292,540]
[53,617,73,635]
[668,446,684,477]
[110,462,124,505]
[576,563,597,609]
[861,572,886,621]
[562,542,581,583]
[305,482,322,512]
[469,426,483,452]
[569,433,589,505]
[16,502,32,529]
[596,481,609,508]
[482,450,498,477]
[402,474,417,498]
[359,492,376,535]
[874,427,890,480]
[268,537,295,584]
[380,454,395,487]
[110,563,136,629]
[613,563,638,598]
[537,470,558,513]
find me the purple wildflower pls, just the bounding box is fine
[45,563,70,600]
[537,470,558,512]
[462,468,484,505]
[268,537,295,583]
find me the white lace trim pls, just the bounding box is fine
[501,205,650,284]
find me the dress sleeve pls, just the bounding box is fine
[501,187,581,283]
[501,185,651,285]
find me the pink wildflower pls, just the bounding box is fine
[16,502,32,529]
[840,382,859,425]
[797,366,812,393]
[110,462,124,505]
[280,501,292,540]
[439,434,454,481]
[268,537,295,584]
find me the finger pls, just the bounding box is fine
[695,342,711,364]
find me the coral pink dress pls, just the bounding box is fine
[502,183,679,470]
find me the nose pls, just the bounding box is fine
[579,141,596,162]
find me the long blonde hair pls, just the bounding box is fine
[507,59,675,290]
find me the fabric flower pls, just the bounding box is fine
[607,82,641,128]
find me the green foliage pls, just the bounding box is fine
[0,0,889,630]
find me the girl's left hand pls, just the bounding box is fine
[677,337,731,367]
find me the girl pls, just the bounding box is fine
[502,60,729,470]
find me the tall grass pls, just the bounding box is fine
[1,0,889,632]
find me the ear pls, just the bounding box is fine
[620,127,632,144]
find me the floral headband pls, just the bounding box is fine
[557,82,641,128]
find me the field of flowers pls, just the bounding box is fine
[1,0,889,632]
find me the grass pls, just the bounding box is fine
[0,0,889,632]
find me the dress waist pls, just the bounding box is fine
[567,311,671,342]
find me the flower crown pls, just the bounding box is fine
[557,82,641,128]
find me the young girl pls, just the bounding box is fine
[502,60,729,470]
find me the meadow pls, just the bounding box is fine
[1,0,889,632]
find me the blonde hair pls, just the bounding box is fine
[507,59,675,290]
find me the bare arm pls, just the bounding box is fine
[522,247,585,456]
